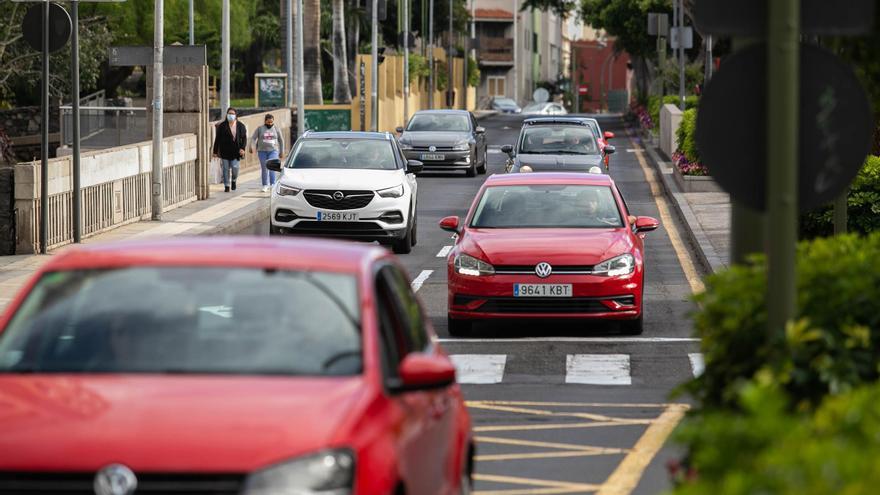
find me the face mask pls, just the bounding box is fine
[227,114,236,122]
[265,123,273,128]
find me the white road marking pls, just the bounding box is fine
[688,353,705,377]
[436,245,453,258]
[450,354,507,384]
[199,305,232,318]
[437,337,700,344]
[488,149,503,154]
[566,354,631,385]
[626,148,645,153]
[411,270,433,292]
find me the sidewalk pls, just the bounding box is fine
[632,131,731,274]
[0,169,269,310]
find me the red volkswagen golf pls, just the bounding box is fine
[0,238,473,494]
[441,173,659,336]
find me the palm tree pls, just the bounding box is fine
[332,0,352,102]
[345,0,363,97]
[303,0,323,103]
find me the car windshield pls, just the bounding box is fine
[0,267,363,376]
[494,98,517,107]
[519,126,600,155]
[470,184,623,228]
[287,139,398,170]
[406,114,471,132]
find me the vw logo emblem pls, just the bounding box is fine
[535,262,553,278]
[93,464,137,495]
[429,145,437,152]
[332,191,345,201]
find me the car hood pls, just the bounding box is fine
[0,375,367,472]
[516,153,603,171]
[279,168,403,191]
[462,228,633,266]
[399,131,472,147]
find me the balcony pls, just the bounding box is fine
[477,37,514,66]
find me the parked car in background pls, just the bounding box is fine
[489,97,521,114]
[440,173,659,336]
[581,117,617,169]
[522,102,568,116]
[0,237,475,495]
[267,131,421,254]
[397,110,488,177]
[502,117,615,173]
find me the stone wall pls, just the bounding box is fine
[0,106,60,136]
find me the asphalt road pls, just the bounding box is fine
[237,113,703,495]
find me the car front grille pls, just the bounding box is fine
[303,190,374,210]
[454,295,636,314]
[0,471,245,494]
[292,221,386,234]
[411,145,457,152]
[493,265,595,274]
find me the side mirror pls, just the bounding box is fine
[395,126,404,134]
[394,353,456,392]
[475,126,486,135]
[406,159,424,174]
[439,215,460,233]
[604,131,615,140]
[266,158,283,172]
[500,144,514,156]
[604,145,616,155]
[635,216,660,233]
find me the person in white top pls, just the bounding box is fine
[249,114,286,192]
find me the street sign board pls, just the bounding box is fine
[533,88,550,104]
[108,45,207,66]
[694,0,875,36]
[22,3,71,53]
[578,84,589,96]
[647,13,669,37]
[696,43,874,212]
[669,27,693,50]
[255,73,287,107]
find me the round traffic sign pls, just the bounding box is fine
[533,87,550,103]
[22,3,72,53]
[696,43,874,212]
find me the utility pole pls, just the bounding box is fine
[766,0,799,332]
[512,0,518,104]
[39,0,49,253]
[403,0,410,122]
[188,0,194,45]
[447,0,453,108]
[220,0,230,112]
[295,0,305,136]
[71,0,81,242]
[286,0,294,107]
[370,0,378,130]
[428,0,434,108]
[705,34,713,82]
[677,0,685,110]
[152,0,164,221]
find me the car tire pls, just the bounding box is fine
[392,222,414,254]
[466,153,477,177]
[477,151,488,174]
[621,314,644,335]
[447,315,472,337]
[410,211,418,246]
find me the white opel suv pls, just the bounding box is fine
[267,131,423,254]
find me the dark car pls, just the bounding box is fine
[502,117,616,173]
[396,110,488,177]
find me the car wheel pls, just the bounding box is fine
[621,314,644,335]
[410,212,418,246]
[477,151,488,174]
[466,153,477,177]
[392,223,414,254]
[447,315,472,337]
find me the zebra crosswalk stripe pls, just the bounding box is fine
[565,354,632,385]
[449,354,507,384]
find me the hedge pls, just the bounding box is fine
[800,155,880,238]
[647,94,698,133]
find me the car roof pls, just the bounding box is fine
[411,109,471,115]
[522,116,590,126]
[302,131,392,140]
[40,237,386,274]
[483,172,615,187]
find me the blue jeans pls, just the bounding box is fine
[221,159,239,187]
[258,150,279,186]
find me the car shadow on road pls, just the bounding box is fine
[436,317,632,338]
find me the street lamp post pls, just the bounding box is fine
[220,0,230,112]
[428,0,434,108]
[447,0,453,108]
[71,0,81,242]
[403,0,410,121]
[512,0,518,104]
[370,0,378,130]
[152,0,164,221]
[295,0,305,136]
[286,0,294,107]
[188,0,194,45]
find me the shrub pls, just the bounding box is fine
[648,94,699,132]
[408,54,430,83]
[684,232,880,410]
[672,108,708,176]
[800,155,880,238]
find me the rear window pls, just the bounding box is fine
[0,267,362,376]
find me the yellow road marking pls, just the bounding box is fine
[477,450,625,462]
[467,401,672,409]
[475,420,652,433]
[476,436,622,452]
[595,404,690,495]
[467,403,620,422]
[628,131,706,294]
[474,473,600,494]
[475,435,628,462]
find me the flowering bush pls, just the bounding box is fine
[630,103,653,130]
[672,151,708,176]
[674,108,708,176]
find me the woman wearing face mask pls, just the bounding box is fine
[212,107,247,192]
[248,114,285,192]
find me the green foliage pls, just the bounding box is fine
[673,381,880,495]
[436,60,448,92]
[685,232,880,410]
[408,54,430,83]
[800,155,880,238]
[580,0,671,58]
[659,59,705,96]
[467,56,480,87]
[647,94,698,131]
[676,108,699,163]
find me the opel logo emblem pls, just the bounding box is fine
[94,464,137,495]
[429,145,437,152]
[535,262,553,278]
[333,191,345,201]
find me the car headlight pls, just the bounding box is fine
[454,253,495,276]
[453,142,470,151]
[242,449,354,495]
[277,184,302,196]
[399,143,413,151]
[377,184,404,198]
[593,254,635,277]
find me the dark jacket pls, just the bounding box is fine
[213,120,248,160]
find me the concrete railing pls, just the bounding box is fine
[660,104,683,159]
[15,134,199,253]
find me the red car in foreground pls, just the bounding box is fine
[0,238,473,494]
[441,173,659,336]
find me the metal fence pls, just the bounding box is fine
[60,104,148,149]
